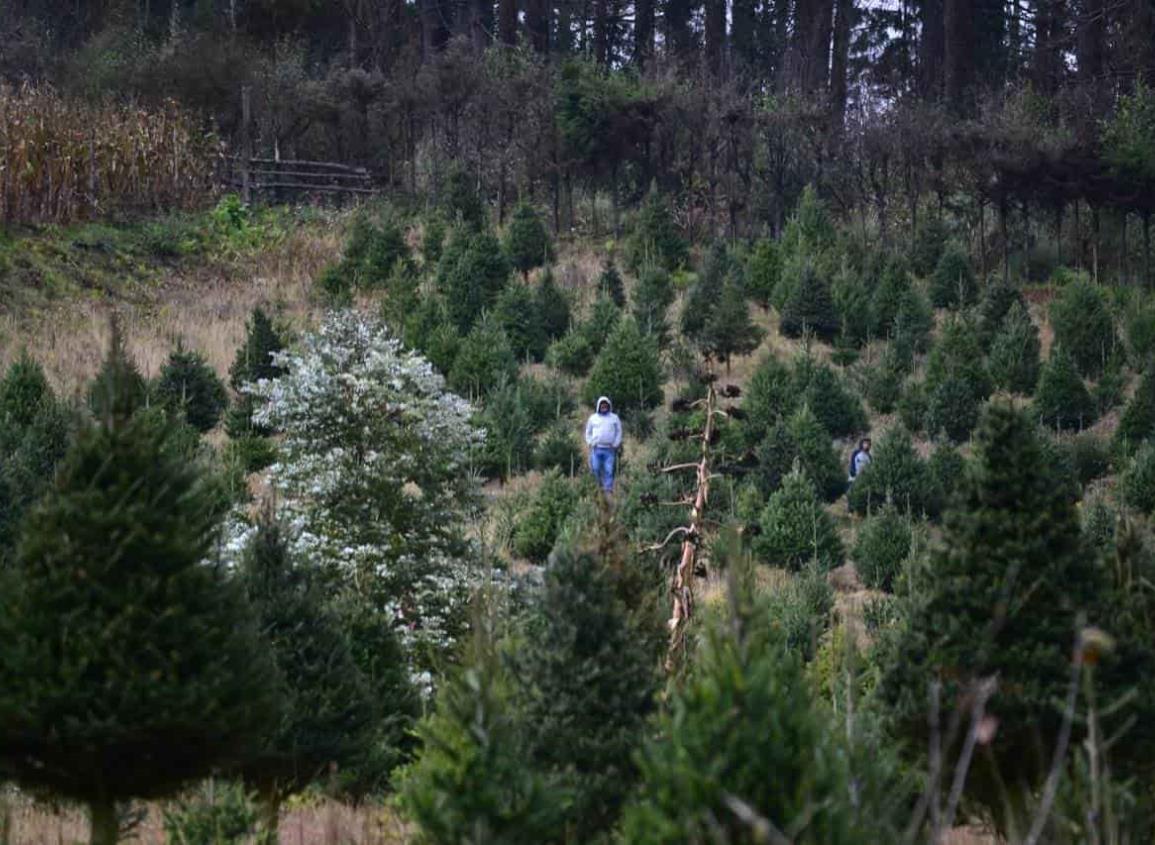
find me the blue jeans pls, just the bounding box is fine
[590,447,616,491]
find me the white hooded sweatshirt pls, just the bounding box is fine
[585,396,623,450]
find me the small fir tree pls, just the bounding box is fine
[448,316,519,400]
[977,279,1027,348]
[511,470,578,562]
[1034,347,1096,432]
[154,345,229,433]
[853,506,912,591]
[403,295,460,375]
[1122,442,1155,515]
[927,443,967,507]
[702,276,765,370]
[235,517,381,838]
[1049,280,1118,378]
[439,229,512,332]
[631,264,675,344]
[397,620,564,843]
[745,237,780,309]
[582,294,623,353]
[930,242,977,308]
[87,319,149,422]
[754,467,845,571]
[226,306,286,438]
[755,404,844,502]
[864,346,907,414]
[478,377,537,481]
[621,559,906,843]
[358,219,413,287]
[741,353,794,445]
[924,317,992,441]
[792,353,868,438]
[1124,295,1155,365]
[535,270,571,342]
[534,423,583,474]
[546,330,595,377]
[989,301,1041,395]
[440,166,486,229]
[0,403,276,845]
[494,281,548,362]
[909,216,949,276]
[1118,365,1155,446]
[870,257,912,337]
[503,201,553,278]
[680,241,730,343]
[780,261,840,342]
[875,403,1105,835]
[598,258,627,307]
[583,316,665,414]
[848,426,938,517]
[624,186,688,273]
[892,285,934,353]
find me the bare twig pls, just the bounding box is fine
[721,793,792,845]
[941,676,999,835]
[640,526,691,553]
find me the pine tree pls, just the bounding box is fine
[358,219,413,288]
[702,276,765,370]
[1034,346,1096,432]
[989,301,1041,394]
[440,229,512,332]
[584,316,665,414]
[745,237,781,310]
[235,517,381,839]
[1118,365,1155,445]
[848,426,939,517]
[1049,280,1118,378]
[741,353,794,445]
[1122,442,1155,515]
[853,506,912,591]
[755,404,844,503]
[398,625,564,843]
[621,558,906,843]
[582,294,623,353]
[909,216,949,276]
[781,261,840,342]
[503,201,553,278]
[511,470,578,561]
[448,315,519,400]
[870,257,912,337]
[0,403,277,845]
[535,269,571,342]
[494,281,548,362]
[597,258,627,307]
[791,353,868,438]
[403,295,461,375]
[754,467,845,571]
[680,241,730,342]
[924,316,992,441]
[624,186,688,273]
[929,242,977,308]
[892,285,935,353]
[87,318,149,423]
[876,402,1105,834]
[226,306,286,439]
[631,264,675,344]
[977,279,1027,348]
[155,345,229,433]
[478,377,537,480]
[547,330,595,377]
[515,546,659,838]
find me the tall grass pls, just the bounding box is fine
[0,83,218,224]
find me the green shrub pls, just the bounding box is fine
[440,166,486,229]
[977,279,1027,348]
[681,241,730,343]
[624,187,688,273]
[1068,432,1111,487]
[583,317,665,414]
[154,346,229,433]
[88,323,149,423]
[422,214,447,264]
[702,276,764,368]
[930,242,977,308]
[763,563,835,660]
[754,469,845,571]
[315,263,352,305]
[926,373,985,443]
[864,349,905,414]
[513,470,580,563]
[754,404,844,502]
[448,316,519,400]
[832,267,873,349]
[1124,296,1155,366]
[1122,443,1155,515]
[870,257,910,337]
[581,294,622,353]
[1093,357,1128,415]
[1049,281,1118,377]
[503,201,553,278]
[477,378,536,480]
[1034,347,1096,432]
[1082,492,1118,552]
[897,379,928,434]
[792,355,868,439]
[927,444,966,507]
[989,302,1041,395]
[403,296,460,374]
[225,433,277,474]
[848,426,938,517]
[780,261,840,342]
[359,219,413,287]
[853,507,912,591]
[924,317,992,441]
[910,217,949,277]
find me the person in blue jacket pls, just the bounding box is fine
[847,436,872,510]
[585,396,622,497]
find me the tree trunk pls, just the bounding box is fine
[943,0,973,110]
[634,0,654,65]
[525,0,550,53]
[498,0,517,44]
[829,0,853,130]
[1145,212,1151,289]
[919,0,945,97]
[593,0,609,65]
[256,783,282,845]
[704,0,726,75]
[89,799,117,845]
[1076,0,1106,80]
[798,0,836,93]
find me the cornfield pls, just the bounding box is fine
[0,84,219,224]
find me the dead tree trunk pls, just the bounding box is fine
[665,384,718,673]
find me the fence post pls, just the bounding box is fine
[240,85,252,205]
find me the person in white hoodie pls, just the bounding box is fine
[585,396,622,496]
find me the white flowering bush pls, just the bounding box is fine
[248,311,485,659]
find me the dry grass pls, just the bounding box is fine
[2,794,410,844]
[0,84,217,225]
[0,219,343,398]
